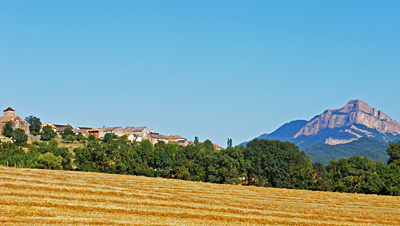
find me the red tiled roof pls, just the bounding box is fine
[213,143,223,149]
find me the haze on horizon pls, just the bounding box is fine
[1,1,399,147]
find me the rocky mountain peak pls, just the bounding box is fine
[243,99,400,149]
[294,99,400,138]
[340,99,372,113]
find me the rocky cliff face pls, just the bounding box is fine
[242,99,400,149]
[294,99,400,138]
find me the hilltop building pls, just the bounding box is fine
[166,135,188,146]
[0,107,29,134]
[148,132,169,145]
[41,123,57,132]
[74,126,92,136]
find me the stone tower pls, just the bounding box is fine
[3,107,15,117]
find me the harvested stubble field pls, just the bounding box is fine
[0,166,399,226]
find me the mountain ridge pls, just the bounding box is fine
[242,99,400,149]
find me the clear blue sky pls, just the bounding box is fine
[1,1,399,147]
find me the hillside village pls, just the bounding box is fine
[0,106,223,149]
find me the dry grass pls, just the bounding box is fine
[1,166,399,225]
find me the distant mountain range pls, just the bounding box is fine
[241,99,400,163]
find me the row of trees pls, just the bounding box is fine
[73,138,400,195]
[2,126,400,196]
[0,140,71,170]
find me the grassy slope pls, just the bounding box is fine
[1,166,400,225]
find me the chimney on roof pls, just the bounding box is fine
[3,107,15,117]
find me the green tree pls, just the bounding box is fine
[243,139,311,189]
[62,125,75,139]
[203,139,214,151]
[25,115,42,133]
[41,125,57,141]
[227,138,233,147]
[377,161,400,196]
[207,150,241,184]
[103,133,117,143]
[387,141,400,166]
[65,135,76,142]
[194,136,199,145]
[37,152,63,170]
[3,120,14,137]
[76,132,85,141]
[12,129,28,146]
[325,156,377,193]
[88,134,96,141]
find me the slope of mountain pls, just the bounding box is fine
[303,137,389,165]
[241,99,400,150]
[258,120,309,141]
[240,120,308,147]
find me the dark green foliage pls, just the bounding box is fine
[62,125,75,139]
[12,129,28,146]
[3,121,14,137]
[88,134,96,141]
[203,139,213,150]
[0,142,36,168]
[243,139,311,188]
[194,136,199,145]
[76,132,85,141]
[387,140,400,166]
[29,139,73,170]
[376,161,400,195]
[65,135,76,142]
[25,115,42,133]
[227,138,232,147]
[103,133,117,143]
[325,156,378,193]
[41,125,57,141]
[207,149,241,184]
[308,162,329,191]
[74,142,101,172]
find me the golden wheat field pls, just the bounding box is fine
[0,166,400,226]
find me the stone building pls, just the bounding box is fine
[98,127,125,138]
[0,107,30,134]
[125,126,150,140]
[148,133,169,145]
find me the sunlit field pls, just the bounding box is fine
[1,166,399,225]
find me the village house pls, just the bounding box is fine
[53,124,69,135]
[126,126,150,138]
[148,132,169,145]
[40,123,70,136]
[0,107,30,134]
[86,129,100,138]
[213,143,223,150]
[98,127,125,138]
[166,135,188,146]
[74,126,93,137]
[74,126,92,134]
[125,126,150,142]
[41,123,57,132]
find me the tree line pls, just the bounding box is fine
[1,130,400,196]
